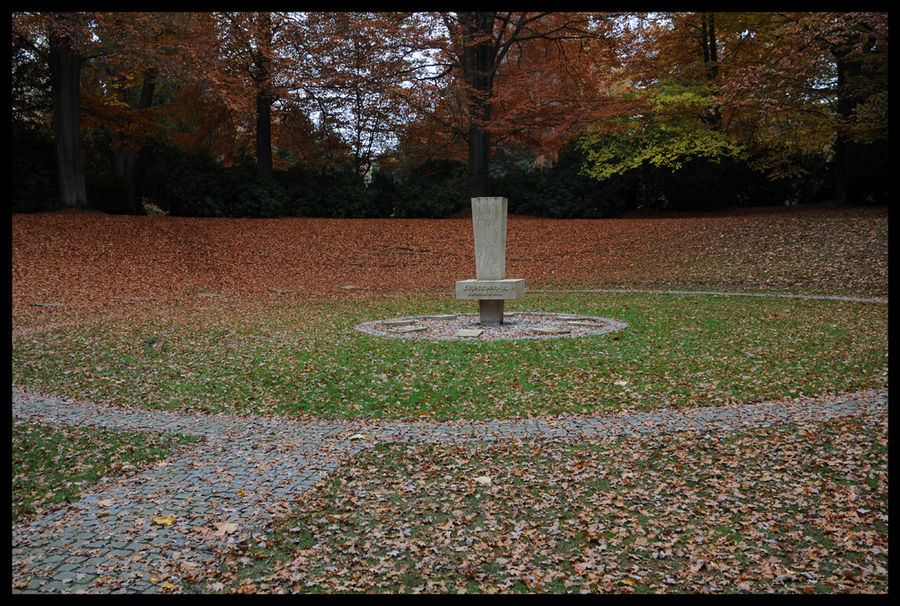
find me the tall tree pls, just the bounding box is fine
[284,12,424,178]
[13,12,94,209]
[48,15,90,209]
[813,13,888,204]
[216,12,292,178]
[578,12,747,192]
[13,12,229,212]
[84,12,171,213]
[426,12,621,199]
[580,11,888,205]
[718,12,888,198]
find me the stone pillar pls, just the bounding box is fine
[472,197,507,280]
[473,197,507,324]
[456,197,524,325]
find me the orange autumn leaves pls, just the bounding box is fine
[12,206,887,326]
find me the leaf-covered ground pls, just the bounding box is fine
[12,205,888,326]
[11,205,889,594]
[11,420,199,522]
[199,415,888,594]
[11,292,887,419]
[11,205,889,420]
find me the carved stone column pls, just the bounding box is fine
[456,197,524,325]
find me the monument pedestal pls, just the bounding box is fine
[478,300,505,325]
[455,197,526,325]
[455,279,525,325]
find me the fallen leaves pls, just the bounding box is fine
[215,522,239,536]
[152,515,176,526]
[11,420,198,522]
[11,291,888,420]
[11,206,887,324]
[10,206,888,423]
[9,206,890,594]
[204,414,887,594]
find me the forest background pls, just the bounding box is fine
[10,12,889,219]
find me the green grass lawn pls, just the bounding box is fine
[12,291,887,420]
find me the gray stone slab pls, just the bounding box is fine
[381,319,416,327]
[388,326,426,334]
[532,326,571,335]
[454,329,483,338]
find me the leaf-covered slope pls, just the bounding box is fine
[12,206,888,323]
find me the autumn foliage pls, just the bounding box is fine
[11,11,889,216]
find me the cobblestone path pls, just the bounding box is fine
[12,385,888,594]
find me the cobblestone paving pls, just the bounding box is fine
[11,384,888,594]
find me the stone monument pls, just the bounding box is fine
[456,197,525,325]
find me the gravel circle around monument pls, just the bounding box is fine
[355,311,629,341]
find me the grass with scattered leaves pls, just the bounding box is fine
[198,414,888,594]
[11,420,199,521]
[12,292,887,420]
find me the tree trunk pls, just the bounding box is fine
[832,133,852,206]
[461,11,496,200]
[700,13,710,66]
[256,90,273,179]
[117,68,157,214]
[832,46,863,205]
[48,27,89,210]
[253,12,274,180]
[467,119,491,199]
[706,13,718,80]
[700,13,721,128]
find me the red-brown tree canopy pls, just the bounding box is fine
[11,11,888,210]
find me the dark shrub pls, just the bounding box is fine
[391,158,468,218]
[11,126,60,213]
[142,146,226,216]
[364,171,400,218]
[493,143,634,218]
[845,140,888,205]
[142,146,288,217]
[85,166,133,214]
[652,157,750,210]
[276,165,370,217]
